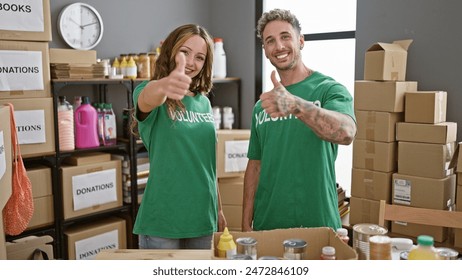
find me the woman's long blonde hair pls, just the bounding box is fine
[130,24,214,136]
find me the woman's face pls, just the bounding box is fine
[178,35,207,78]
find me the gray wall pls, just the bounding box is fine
[356,0,462,142]
[49,0,256,129]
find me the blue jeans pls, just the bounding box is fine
[138,234,213,249]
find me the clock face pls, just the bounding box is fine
[58,3,104,50]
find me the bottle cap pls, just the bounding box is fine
[322,246,336,256]
[336,228,348,236]
[417,235,434,246]
[214,37,223,43]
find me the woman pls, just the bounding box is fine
[132,24,226,249]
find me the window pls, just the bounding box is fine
[258,0,357,195]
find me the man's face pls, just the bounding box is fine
[262,20,303,71]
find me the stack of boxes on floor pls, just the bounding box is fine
[0,0,56,259]
[393,90,456,243]
[216,130,251,231]
[350,39,416,228]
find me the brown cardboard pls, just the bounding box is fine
[454,229,462,248]
[354,80,418,112]
[49,48,97,64]
[222,205,242,232]
[392,173,456,210]
[64,152,112,166]
[405,91,447,124]
[352,139,397,172]
[218,181,243,205]
[351,168,392,202]
[3,98,55,157]
[349,196,386,227]
[0,106,12,208]
[217,129,250,178]
[27,195,54,230]
[65,217,127,260]
[60,160,123,219]
[398,141,456,179]
[212,227,358,260]
[0,40,51,98]
[0,0,52,42]
[355,110,403,142]
[396,122,457,144]
[457,185,462,212]
[364,39,412,81]
[391,221,447,243]
[0,211,5,259]
[6,235,54,260]
[27,165,52,198]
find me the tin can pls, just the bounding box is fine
[230,254,252,260]
[436,247,459,260]
[353,223,388,260]
[283,239,307,260]
[369,235,392,260]
[258,256,281,260]
[236,237,257,260]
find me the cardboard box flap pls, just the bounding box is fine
[393,39,413,51]
[6,235,53,252]
[368,42,407,52]
[449,142,461,170]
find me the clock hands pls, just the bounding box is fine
[69,18,83,30]
[82,21,98,28]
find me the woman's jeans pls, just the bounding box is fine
[139,234,213,249]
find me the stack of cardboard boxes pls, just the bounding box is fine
[350,39,417,227]
[0,106,12,259]
[216,130,250,231]
[454,143,462,248]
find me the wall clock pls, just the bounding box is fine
[57,3,104,50]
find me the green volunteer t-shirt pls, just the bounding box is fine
[132,80,218,238]
[248,71,356,231]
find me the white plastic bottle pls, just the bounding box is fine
[57,96,75,151]
[212,37,227,79]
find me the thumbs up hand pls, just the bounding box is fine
[162,51,192,100]
[260,70,297,117]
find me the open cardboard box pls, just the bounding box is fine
[212,227,357,260]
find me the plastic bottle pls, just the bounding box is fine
[74,96,100,149]
[126,56,137,79]
[212,37,227,78]
[120,56,128,78]
[103,103,117,146]
[96,103,105,145]
[320,246,336,260]
[112,57,121,75]
[222,106,234,129]
[336,228,350,245]
[57,96,75,151]
[407,235,439,260]
[216,227,236,259]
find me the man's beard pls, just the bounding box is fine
[270,51,300,71]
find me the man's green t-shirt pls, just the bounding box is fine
[248,71,356,231]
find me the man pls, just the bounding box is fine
[242,9,357,231]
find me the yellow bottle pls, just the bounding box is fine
[120,57,128,78]
[126,56,137,79]
[216,227,236,259]
[408,235,439,260]
[112,57,120,75]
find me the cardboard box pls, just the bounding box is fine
[222,205,242,232]
[217,130,250,178]
[6,235,54,260]
[391,221,447,243]
[28,195,54,230]
[396,122,457,144]
[454,229,462,248]
[405,91,447,124]
[65,217,127,260]
[0,40,51,99]
[349,197,386,227]
[0,106,12,209]
[0,0,52,42]
[64,152,112,166]
[456,184,462,211]
[60,160,123,219]
[352,139,397,172]
[354,80,418,112]
[26,164,54,230]
[392,173,456,209]
[355,110,403,142]
[398,141,455,179]
[363,39,412,81]
[49,48,97,64]
[0,211,6,259]
[218,181,243,206]
[3,97,55,157]
[212,227,357,260]
[351,168,392,202]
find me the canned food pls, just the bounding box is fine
[369,235,392,260]
[258,256,281,260]
[283,239,307,260]
[353,223,388,260]
[436,247,459,260]
[236,237,258,260]
[230,254,253,260]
